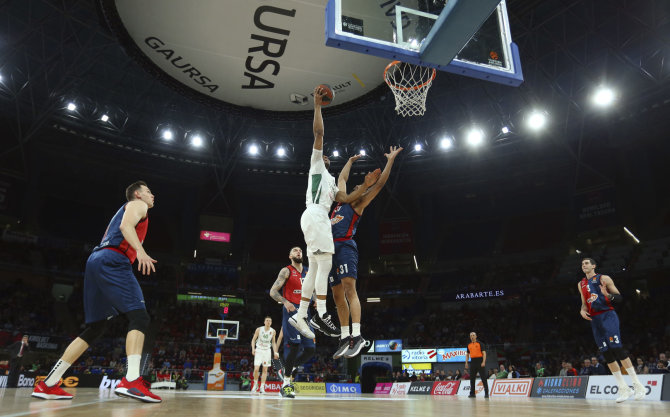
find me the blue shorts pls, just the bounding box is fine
[282,303,315,356]
[83,249,146,324]
[590,309,623,351]
[328,240,358,287]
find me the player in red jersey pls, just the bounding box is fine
[33,181,161,403]
[579,257,644,403]
[269,247,316,398]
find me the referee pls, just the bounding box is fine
[464,331,489,398]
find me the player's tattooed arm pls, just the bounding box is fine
[270,268,295,312]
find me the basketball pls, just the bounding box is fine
[318,84,334,105]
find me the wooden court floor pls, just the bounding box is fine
[1,388,669,417]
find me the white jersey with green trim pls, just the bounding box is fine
[305,148,338,211]
[255,327,275,351]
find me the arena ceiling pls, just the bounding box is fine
[0,0,669,186]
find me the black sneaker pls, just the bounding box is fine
[333,337,352,359]
[272,358,285,380]
[344,335,367,358]
[280,384,295,398]
[468,394,475,398]
[309,312,341,337]
[484,394,489,398]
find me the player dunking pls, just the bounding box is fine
[579,257,645,403]
[330,146,403,359]
[250,316,279,394]
[289,86,381,340]
[269,247,317,398]
[32,181,161,402]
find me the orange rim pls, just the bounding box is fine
[384,60,437,92]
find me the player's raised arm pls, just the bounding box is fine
[335,169,381,203]
[269,268,295,312]
[355,146,403,210]
[313,86,326,152]
[337,154,362,192]
[578,282,592,321]
[120,200,156,275]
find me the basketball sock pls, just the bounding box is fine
[340,326,350,339]
[297,300,311,318]
[126,354,141,381]
[612,370,627,390]
[625,367,642,385]
[44,359,72,387]
[314,254,331,300]
[316,299,327,316]
[283,376,292,387]
[352,323,361,337]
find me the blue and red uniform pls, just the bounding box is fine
[579,274,622,352]
[328,203,361,287]
[281,265,315,351]
[84,204,148,323]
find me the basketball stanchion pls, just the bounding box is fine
[206,330,227,391]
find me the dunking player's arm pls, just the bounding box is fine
[598,275,622,302]
[251,328,259,356]
[311,86,380,205]
[119,200,156,275]
[269,268,296,313]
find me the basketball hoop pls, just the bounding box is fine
[384,60,436,117]
[217,329,228,346]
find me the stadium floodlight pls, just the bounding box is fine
[66,102,77,111]
[414,143,422,151]
[623,226,640,244]
[276,147,286,157]
[359,149,366,156]
[249,144,259,155]
[162,129,173,140]
[100,114,110,122]
[527,111,548,130]
[466,128,484,147]
[191,135,203,148]
[592,86,616,107]
[439,137,453,150]
[501,126,510,134]
[332,150,340,157]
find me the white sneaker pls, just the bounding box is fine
[260,388,266,395]
[288,315,315,339]
[615,386,634,403]
[633,382,645,400]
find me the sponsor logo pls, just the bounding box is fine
[361,354,392,365]
[408,382,433,395]
[457,379,487,396]
[491,379,533,397]
[374,339,402,353]
[35,375,79,388]
[374,383,393,394]
[17,374,36,388]
[532,376,588,398]
[327,383,360,394]
[455,290,504,300]
[586,375,663,401]
[294,382,326,394]
[587,293,598,303]
[401,349,437,363]
[0,375,7,388]
[263,381,282,392]
[99,375,122,390]
[389,382,411,395]
[432,381,460,395]
[437,348,468,363]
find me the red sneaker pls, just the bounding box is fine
[31,381,74,400]
[114,377,162,403]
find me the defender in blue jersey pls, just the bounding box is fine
[329,146,403,359]
[33,181,161,403]
[578,258,645,403]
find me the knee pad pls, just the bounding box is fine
[79,319,109,345]
[602,349,616,364]
[611,347,628,361]
[126,309,151,334]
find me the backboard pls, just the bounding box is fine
[325,0,523,86]
[205,319,239,341]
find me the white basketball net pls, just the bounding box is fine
[384,61,436,117]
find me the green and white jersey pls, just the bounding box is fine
[305,148,338,211]
[255,327,275,351]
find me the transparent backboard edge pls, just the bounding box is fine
[325,0,523,86]
[205,319,240,340]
